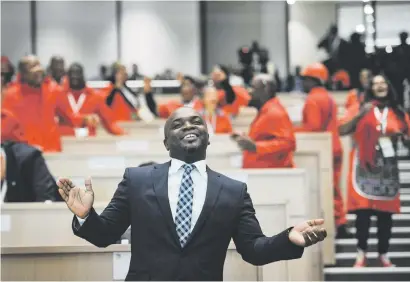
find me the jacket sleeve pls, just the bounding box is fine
[233,183,304,265]
[55,91,85,127]
[144,92,158,117]
[252,111,296,155]
[22,147,57,201]
[72,168,131,248]
[294,99,322,132]
[96,97,125,135]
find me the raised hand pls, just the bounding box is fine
[57,177,94,219]
[288,219,327,247]
[143,77,152,94]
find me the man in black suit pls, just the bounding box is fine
[57,107,327,281]
[1,141,58,202]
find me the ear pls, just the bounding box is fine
[207,133,211,146]
[163,138,170,151]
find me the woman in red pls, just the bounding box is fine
[339,74,408,267]
[102,63,140,121]
[198,85,232,134]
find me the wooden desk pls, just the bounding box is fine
[1,199,320,281]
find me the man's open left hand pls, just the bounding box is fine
[289,219,327,247]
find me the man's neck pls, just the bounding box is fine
[170,153,205,164]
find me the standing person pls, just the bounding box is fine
[103,63,142,122]
[294,63,351,239]
[2,55,97,152]
[231,74,296,168]
[57,106,327,281]
[59,63,125,137]
[345,69,371,109]
[339,74,407,267]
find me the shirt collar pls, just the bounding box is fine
[169,158,207,178]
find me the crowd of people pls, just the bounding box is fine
[1,27,410,268]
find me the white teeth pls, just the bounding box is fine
[184,134,196,140]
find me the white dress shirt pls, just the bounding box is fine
[77,159,208,232]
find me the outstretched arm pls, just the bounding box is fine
[57,170,130,248]
[232,184,326,266]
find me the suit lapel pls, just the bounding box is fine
[185,167,223,247]
[151,162,181,247]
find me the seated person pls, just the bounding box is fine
[198,85,232,134]
[145,75,203,118]
[1,141,60,202]
[59,63,125,137]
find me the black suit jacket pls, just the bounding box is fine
[73,162,303,281]
[1,141,59,202]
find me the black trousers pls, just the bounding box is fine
[355,209,393,254]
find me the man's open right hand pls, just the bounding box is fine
[57,177,94,219]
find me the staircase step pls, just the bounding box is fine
[400,172,410,183]
[399,161,410,170]
[349,227,410,238]
[335,252,410,267]
[402,206,410,213]
[347,213,410,227]
[402,188,410,194]
[336,238,410,252]
[325,267,410,281]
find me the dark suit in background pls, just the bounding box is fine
[1,141,59,202]
[73,162,303,281]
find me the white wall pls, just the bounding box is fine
[36,1,117,79]
[205,1,288,75]
[260,1,288,77]
[338,4,364,40]
[1,1,31,65]
[288,1,337,69]
[121,1,200,77]
[376,2,410,47]
[205,1,261,73]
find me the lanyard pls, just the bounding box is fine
[373,107,389,134]
[67,93,86,114]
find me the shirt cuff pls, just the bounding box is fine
[76,215,89,226]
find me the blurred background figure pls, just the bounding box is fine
[129,63,143,80]
[47,55,66,86]
[59,63,124,137]
[1,141,60,202]
[295,62,350,239]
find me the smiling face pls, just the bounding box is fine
[163,107,209,162]
[372,75,389,98]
